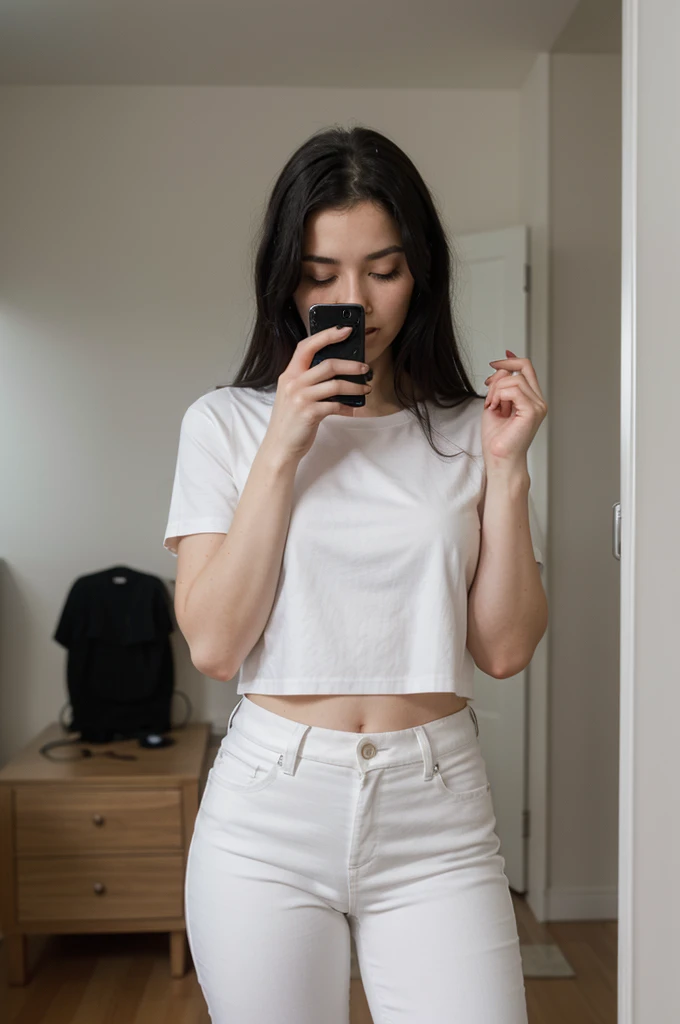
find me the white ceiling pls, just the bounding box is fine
[0,0,591,89]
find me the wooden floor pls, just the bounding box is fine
[513,893,617,1024]
[2,894,617,1023]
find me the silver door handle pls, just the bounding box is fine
[612,502,621,560]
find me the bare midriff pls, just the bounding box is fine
[244,692,469,734]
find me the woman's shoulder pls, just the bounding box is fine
[427,394,484,456]
[186,383,276,422]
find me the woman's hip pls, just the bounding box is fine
[190,693,499,900]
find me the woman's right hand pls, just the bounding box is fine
[264,325,372,463]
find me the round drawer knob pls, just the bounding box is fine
[92,814,105,827]
[93,882,106,895]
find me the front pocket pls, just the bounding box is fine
[209,746,280,795]
[430,743,491,803]
[433,775,491,802]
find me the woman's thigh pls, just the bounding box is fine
[352,868,527,1023]
[185,762,354,1024]
[348,738,528,1024]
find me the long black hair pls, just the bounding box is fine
[219,124,485,458]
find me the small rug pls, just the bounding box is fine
[519,943,575,978]
[349,940,575,980]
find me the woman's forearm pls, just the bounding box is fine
[184,440,301,680]
[466,464,548,678]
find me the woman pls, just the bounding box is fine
[164,125,547,1024]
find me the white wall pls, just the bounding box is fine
[548,54,622,917]
[624,0,680,1015]
[0,85,521,758]
[519,53,552,921]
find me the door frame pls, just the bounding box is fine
[619,1,636,1021]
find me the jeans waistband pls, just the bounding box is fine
[225,695,480,781]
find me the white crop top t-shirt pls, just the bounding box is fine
[163,385,543,698]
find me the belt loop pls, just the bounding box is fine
[227,696,244,731]
[413,725,435,781]
[469,705,479,738]
[281,722,310,776]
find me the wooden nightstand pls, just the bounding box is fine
[0,721,210,986]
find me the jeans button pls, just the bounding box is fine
[361,742,377,759]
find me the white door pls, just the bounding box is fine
[454,224,538,893]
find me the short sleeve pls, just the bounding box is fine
[163,396,240,557]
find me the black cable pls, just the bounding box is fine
[39,737,138,761]
[58,700,74,732]
[171,690,192,728]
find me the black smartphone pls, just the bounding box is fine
[308,303,366,407]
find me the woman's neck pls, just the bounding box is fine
[361,348,421,415]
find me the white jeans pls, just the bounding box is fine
[185,695,528,1024]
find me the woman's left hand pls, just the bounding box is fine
[482,349,547,467]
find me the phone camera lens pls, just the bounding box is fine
[342,309,352,320]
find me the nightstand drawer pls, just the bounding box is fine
[15,787,183,855]
[17,854,184,922]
